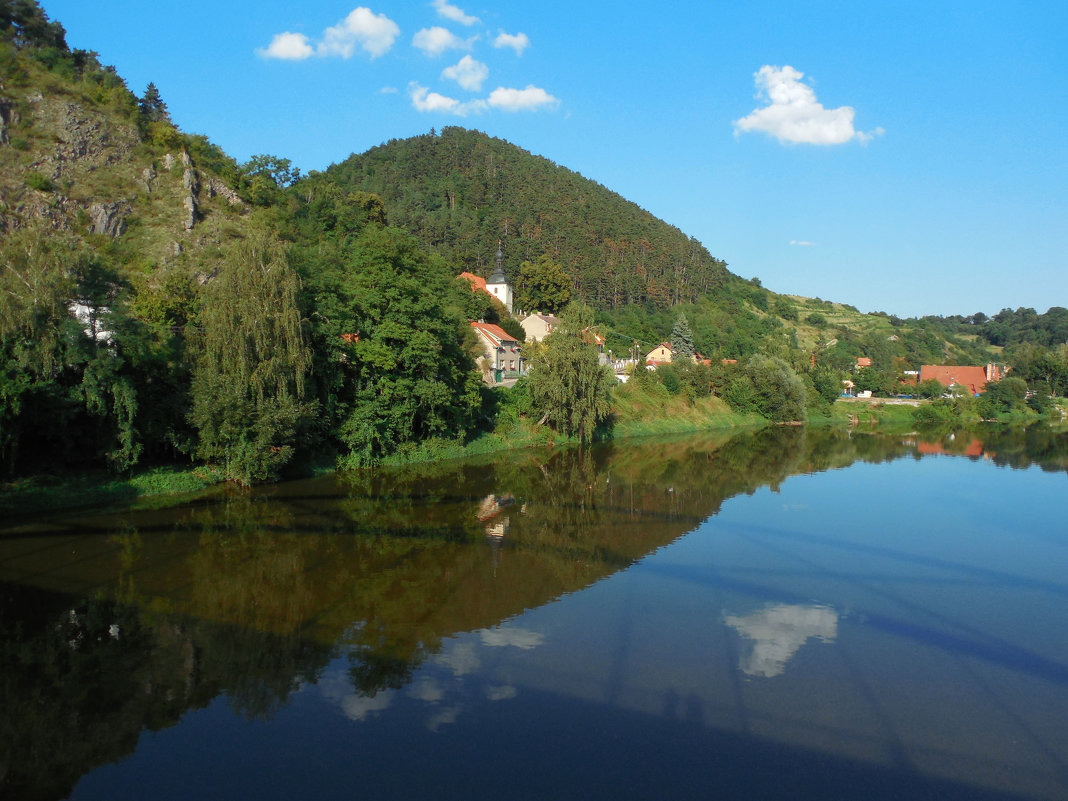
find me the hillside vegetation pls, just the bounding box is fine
[2,1,1065,489]
[320,127,730,310]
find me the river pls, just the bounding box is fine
[2,425,1066,800]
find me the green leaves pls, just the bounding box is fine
[516,254,572,315]
[303,226,483,467]
[188,221,314,483]
[527,303,613,444]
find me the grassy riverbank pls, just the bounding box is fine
[6,389,1064,520]
[0,464,226,522]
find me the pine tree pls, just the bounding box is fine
[670,312,695,359]
[138,82,170,123]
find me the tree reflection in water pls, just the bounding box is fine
[1,424,1066,799]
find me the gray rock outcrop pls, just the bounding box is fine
[0,98,19,145]
[88,201,129,238]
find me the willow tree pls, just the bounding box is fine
[189,222,313,482]
[0,225,79,474]
[527,302,613,444]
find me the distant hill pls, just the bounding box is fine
[314,127,1008,365]
[317,126,732,311]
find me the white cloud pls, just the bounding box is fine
[442,55,489,91]
[379,85,398,94]
[432,0,479,26]
[486,85,559,112]
[433,641,481,676]
[318,7,400,59]
[480,626,545,649]
[260,8,399,61]
[257,32,314,61]
[493,31,530,55]
[408,677,445,702]
[318,670,395,721]
[790,240,817,246]
[413,26,475,56]
[486,684,517,701]
[409,82,487,115]
[734,65,881,145]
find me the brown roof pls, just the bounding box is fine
[856,357,872,368]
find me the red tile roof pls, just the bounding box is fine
[918,365,999,395]
[459,272,490,295]
[855,357,872,368]
[470,321,518,346]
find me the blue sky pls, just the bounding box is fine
[41,0,1067,318]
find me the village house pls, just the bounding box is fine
[470,321,522,383]
[645,343,674,365]
[584,329,608,365]
[520,313,560,343]
[919,364,1001,396]
[645,343,709,367]
[523,313,609,365]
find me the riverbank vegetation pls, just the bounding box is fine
[2,2,1066,495]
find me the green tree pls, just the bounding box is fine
[241,154,303,206]
[811,365,842,405]
[527,303,613,443]
[188,222,313,483]
[670,312,695,359]
[0,225,80,474]
[742,353,807,423]
[773,297,798,321]
[317,227,484,466]
[515,254,572,315]
[137,82,169,123]
[915,378,946,399]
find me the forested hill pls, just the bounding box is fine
[316,126,731,310]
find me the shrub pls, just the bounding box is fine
[25,171,54,192]
[913,400,958,425]
[656,363,682,395]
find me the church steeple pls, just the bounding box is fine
[486,239,513,313]
[489,239,507,283]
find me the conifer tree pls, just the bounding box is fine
[138,82,169,123]
[670,312,695,359]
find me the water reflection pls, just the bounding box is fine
[1,424,1067,800]
[724,603,838,678]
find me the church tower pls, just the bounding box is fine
[486,240,514,313]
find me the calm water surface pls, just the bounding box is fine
[2,426,1067,800]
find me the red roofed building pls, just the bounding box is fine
[645,343,674,365]
[855,357,872,370]
[919,364,1001,396]
[459,271,490,296]
[470,321,522,382]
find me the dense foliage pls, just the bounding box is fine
[526,304,613,443]
[319,127,730,311]
[2,0,1064,487]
